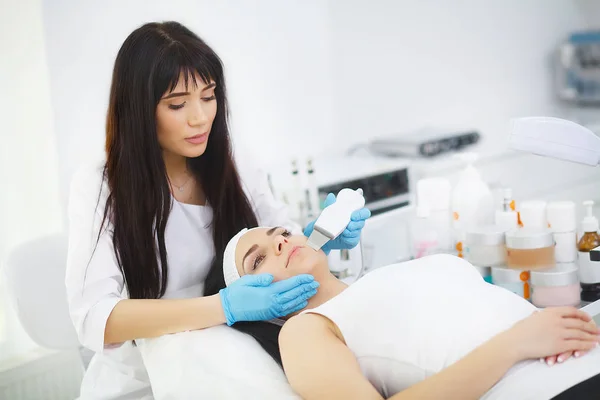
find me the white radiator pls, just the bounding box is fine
[0,348,83,400]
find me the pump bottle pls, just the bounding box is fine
[577,200,600,301]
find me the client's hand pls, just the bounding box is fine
[543,317,598,366]
[507,307,599,362]
[219,274,319,326]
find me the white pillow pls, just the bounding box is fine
[139,325,300,400]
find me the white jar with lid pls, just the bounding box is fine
[531,264,580,307]
[464,225,506,267]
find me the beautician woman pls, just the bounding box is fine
[65,21,370,399]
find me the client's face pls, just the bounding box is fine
[235,227,328,282]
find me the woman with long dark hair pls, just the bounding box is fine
[65,21,370,399]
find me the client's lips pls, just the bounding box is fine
[185,132,208,144]
[286,246,302,268]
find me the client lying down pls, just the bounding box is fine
[222,226,600,400]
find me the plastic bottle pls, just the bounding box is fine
[451,153,495,257]
[305,158,320,220]
[289,159,304,224]
[495,188,519,231]
[409,205,440,259]
[578,200,600,301]
[416,177,452,251]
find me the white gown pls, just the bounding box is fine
[65,156,299,400]
[303,254,600,399]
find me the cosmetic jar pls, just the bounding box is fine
[530,264,580,308]
[464,225,506,267]
[491,266,530,300]
[505,228,555,270]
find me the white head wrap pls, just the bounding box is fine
[222,227,261,286]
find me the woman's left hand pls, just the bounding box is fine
[303,193,371,255]
[543,316,598,366]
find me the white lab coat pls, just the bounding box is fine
[65,156,300,400]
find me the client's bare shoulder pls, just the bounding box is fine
[279,312,345,352]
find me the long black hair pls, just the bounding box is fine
[101,21,282,364]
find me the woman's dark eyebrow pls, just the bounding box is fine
[161,83,215,100]
[241,227,282,273]
[202,82,216,91]
[162,92,189,100]
[266,227,280,236]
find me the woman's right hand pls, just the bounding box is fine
[219,273,319,326]
[506,307,600,362]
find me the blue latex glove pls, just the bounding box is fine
[303,192,372,255]
[219,273,319,326]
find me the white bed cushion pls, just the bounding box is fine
[138,325,300,400]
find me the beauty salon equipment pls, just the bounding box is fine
[368,128,480,158]
[555,31,600,104]
[530,264,581,308]
[509,117,600,167]
[505,228,555,270]
[306,188,366,251]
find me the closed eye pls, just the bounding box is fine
[252,254,266,271]
[168,102,186,110]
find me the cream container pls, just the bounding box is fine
[491,266,531,300]
[531,264,580,308]
[464,225,507,267]
[505,228,555,270]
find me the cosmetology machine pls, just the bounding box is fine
[555,31,600,104]
[368,128,481,158]
[268,155,413,281]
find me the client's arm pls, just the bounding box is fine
[280,308,599,400]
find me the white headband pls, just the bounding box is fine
[223,227,261,286]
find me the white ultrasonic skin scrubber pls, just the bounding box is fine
[306,188,366,252]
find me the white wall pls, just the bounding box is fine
[42,0,595,211]
[42,0,336,209]
[326,0,588,150]
[0,0,63,361]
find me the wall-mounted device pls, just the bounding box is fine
[369,128,480,158]
[556,30,600,104]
